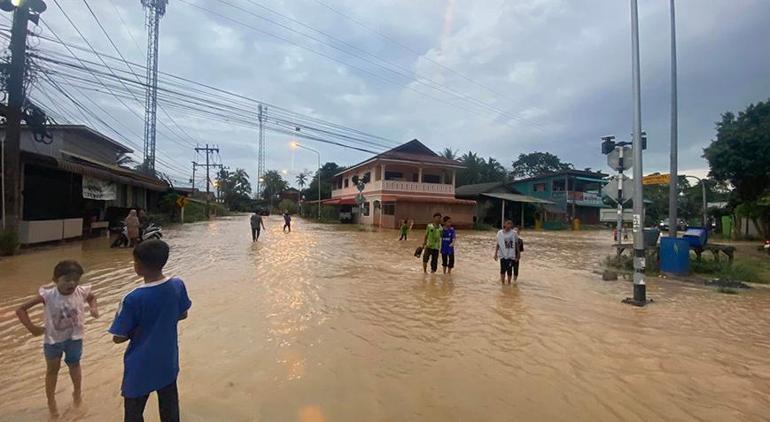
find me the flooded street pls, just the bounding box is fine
[1,216,770,421]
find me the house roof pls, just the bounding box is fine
[481,192,555,205]
[51,124,133,153]
[455,182,513,197]
[512,169,609,184]
[335,139,463,176]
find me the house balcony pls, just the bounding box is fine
[551,191,604,207]
[332,180,454,198]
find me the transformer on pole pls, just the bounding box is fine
[140,0,167,173]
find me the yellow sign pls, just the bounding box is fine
[642,173,671,185]
[176,196,190,208]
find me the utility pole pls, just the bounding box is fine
[194,144,220,218]
[2,4,30,232]
[626,0,649,306]
[668,0,679,238]
[140,0,168,173]
[256,104,267,198]
[191,161,196,195]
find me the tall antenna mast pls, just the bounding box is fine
[257,104,267,198]
[141,0,168,173]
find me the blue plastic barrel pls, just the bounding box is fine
[660,237,690,275]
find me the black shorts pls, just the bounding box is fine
[500,258,519,276]
[441,253,455,268]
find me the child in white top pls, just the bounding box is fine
[16,260,99,417]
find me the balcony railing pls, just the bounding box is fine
[332,180,454,197]
[552,191,603,206]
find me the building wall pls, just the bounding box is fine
[394,202,474,229]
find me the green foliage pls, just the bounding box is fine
[511,151,573,179]
[0,228,20,256]
[704,100,770,237]
[303,162,346,201]
[295,172,309,189]
[278,199,299,214]
[440,147,458,160]
[691,259,762,283]
[301,204,339,221]
[456,151,509,186]
[261,170,289,202]
[216,168,256,212]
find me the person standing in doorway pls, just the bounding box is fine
[422,213,443,273]
[494,220,520,285]
[251,211,266,242]
[441,216,456,274]
[125,210,141,247]
[283,211,292,233]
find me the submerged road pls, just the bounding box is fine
[1,216,769,421]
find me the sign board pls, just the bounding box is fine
[601,175,633,204]
[355,193,366,205]
[642,173,671,185]
[356,181,366,192]
[82,176,116,200]
[600,208,634,223]
[176,196,190,208]
[607,147,633,171]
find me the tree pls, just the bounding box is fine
[440,147,458,160]
[261,170,289,202]
[703,100,770,237]
[456,151,509,186]
[511,152,573,179]
[295,172,308,190]
[303,162,346,201]
[216,168,255,211]
[116,153,134,167]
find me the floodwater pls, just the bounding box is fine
[1,216,769,422]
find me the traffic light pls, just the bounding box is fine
[601,135,616,155]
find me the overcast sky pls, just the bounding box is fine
[22,0,770,187]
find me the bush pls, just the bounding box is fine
[0,228,20,256]
[691,259,761,283]
[277,199,299,214]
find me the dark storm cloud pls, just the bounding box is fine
[30,0,770,185]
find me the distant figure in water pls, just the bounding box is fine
[283,211,292,233]
[251,211,266,242]
[399,219,409,241]
[441,216,456,274]
[15,260,99,418]
[125,209,141,247]
[422,213,443,274]
[495,219,520,285]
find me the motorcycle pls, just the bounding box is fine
[110,222,163,248]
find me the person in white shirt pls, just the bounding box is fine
[494,220,520,285]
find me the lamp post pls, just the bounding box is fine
[683,175,708,229]
[291,142,321,220]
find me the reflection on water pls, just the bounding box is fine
[1,216,770,421]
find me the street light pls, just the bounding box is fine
[291,141,321,220]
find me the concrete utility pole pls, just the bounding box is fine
[2,4,30,232]
[626,0,649,306]
[668,0,679,238]
[256,104,267,198]
[194,144,220,218]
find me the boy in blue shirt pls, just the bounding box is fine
[109,239,191,422]
[441,216,456,274]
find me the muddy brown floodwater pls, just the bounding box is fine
[1,216,770,421]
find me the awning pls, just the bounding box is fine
[575,176,607,183]
[320,198,356,206]
[380,195,476,205]
[481,192,555,205]
[58,159,168,191]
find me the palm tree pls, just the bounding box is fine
[296,172,308,189]
[440,147,458,160]
[116,153,135,167]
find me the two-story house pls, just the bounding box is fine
[324,139,475,228]
[1,125,168,244]
[511,169,608,225]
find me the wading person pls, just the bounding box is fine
[125,210,141,247]
[399,219,409,241]
[251,211,266,242]
[514,226,524,280]
[109,240,192,422]
[283,211,292,233]
[494,220,520,285]
[422,213,443,273]
[441,216,456,274]
[15,260,99,418]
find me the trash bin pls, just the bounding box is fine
[683,227,709,248]
[660,237,690,275]
[643,228,660,248]
[572,218,581,231]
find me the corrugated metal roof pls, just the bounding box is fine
[481,192,555,205]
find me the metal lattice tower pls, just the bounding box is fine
[141,0,168,173]
[256,104,267,197]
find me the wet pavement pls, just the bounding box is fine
[1,216,769,421]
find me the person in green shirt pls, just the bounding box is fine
[399,219,409,241]
[422,213,443,273]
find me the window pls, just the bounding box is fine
[385,171,403,181]
[363,172,371,183]
[363,202,371,216]
[534,183,546,192]
[412,173,419,182]
[344,178,349,188]
[382,203,395,215]
[423,174,441,184]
